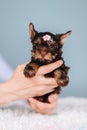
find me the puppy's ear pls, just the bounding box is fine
[29,23,37,41]
[60,31,72,44]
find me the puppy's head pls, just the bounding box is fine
[29,23,71,62]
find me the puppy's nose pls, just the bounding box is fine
[41,51,47,57]
[40,48,48,57]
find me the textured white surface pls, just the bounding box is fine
[0,97,87,130]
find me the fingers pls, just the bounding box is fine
[37,60,63,76]
[48,94,58,103]
[36,76,58,87]
[28,98,39,110]
[34,86,54,96]
[28,94,58,114]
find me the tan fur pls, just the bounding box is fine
[24,22,71,103]
[32,50,53,61]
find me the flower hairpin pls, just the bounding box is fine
[43,34,51,41]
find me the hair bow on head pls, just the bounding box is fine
[43,35,51,41]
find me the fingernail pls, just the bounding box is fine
[57,60,63,65]
[50,95,56,102]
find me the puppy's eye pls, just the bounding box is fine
[36,44,41,49]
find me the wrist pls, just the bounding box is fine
[0,79,18,104]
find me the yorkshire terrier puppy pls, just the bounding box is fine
[24,23,71,103]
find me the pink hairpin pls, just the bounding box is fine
[43,35,51,41]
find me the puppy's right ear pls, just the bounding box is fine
[29,23,37,41]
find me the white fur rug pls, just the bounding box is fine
[0,97,87,130]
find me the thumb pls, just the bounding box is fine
[37,60,63,76]
[48,94,58,103]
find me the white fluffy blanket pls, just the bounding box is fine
[0,97,87,130]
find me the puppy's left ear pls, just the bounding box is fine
[29,22,38,41]
[59,31,72,45]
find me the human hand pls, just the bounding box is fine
[2,60,62,104]
[27,94,58,114]
[10,60,62,100]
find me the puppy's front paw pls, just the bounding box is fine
[57,76,69,86]
[24,65,36,78]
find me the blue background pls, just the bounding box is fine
[0,0,87,97]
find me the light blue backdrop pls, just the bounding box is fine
[0,0,87,97]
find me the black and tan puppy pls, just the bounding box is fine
[24,23,71,103]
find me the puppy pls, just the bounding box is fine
[24,23,71,103]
